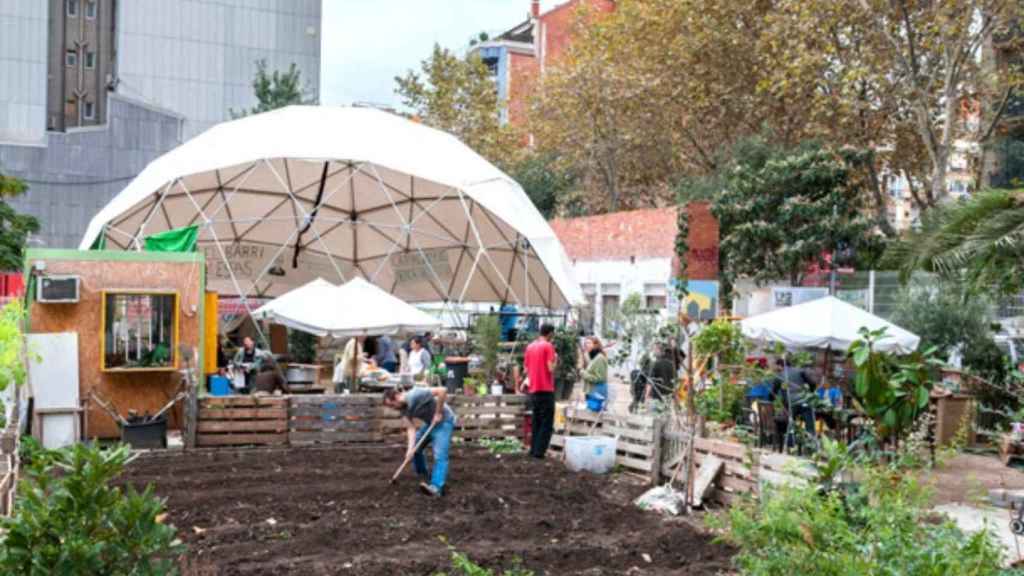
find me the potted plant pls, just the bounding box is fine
[471,315,502,386]
[463,376,479,396]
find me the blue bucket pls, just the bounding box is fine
[209,375,231,396]
[585,393,606,412]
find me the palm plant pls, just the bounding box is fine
[889,188,1024,296]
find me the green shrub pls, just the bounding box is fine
[0,442,183,575]
[437,546,534,576]
[472,315,502,383]
[696,377,746,424]
[712,462,1014,576]
[478,437,524,455]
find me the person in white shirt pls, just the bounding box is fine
[407,336,432,379]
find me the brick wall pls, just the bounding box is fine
[539,0,615,70]
[686,202,719,280]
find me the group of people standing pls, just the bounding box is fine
[332,333,434,392]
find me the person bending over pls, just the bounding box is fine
[382,386,456,497]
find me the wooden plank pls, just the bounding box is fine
[693,455,724,508]
[199,408,288,419]
[615,441,654,458]
[288,430,385,443]
[694,437,747,461]
[719,473,757,494]
[288,395,381,406]
[201,397,286,407]
[694,451,753,480]
[455,405,528,416]
[197,420,288,433]
[288,420,380,432]
[456,429,524,439]
[451,395,528,406]
[563,423,653,442]
[564,409,654,427]
[196,433,287,446]
[289,405,383,417]
[618,455,653,473]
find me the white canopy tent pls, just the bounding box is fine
[740,296,920,354]
[251,277,441,338]
[79,106,582,322]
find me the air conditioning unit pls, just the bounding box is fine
[37,276,80,303]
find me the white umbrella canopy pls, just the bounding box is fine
[79,106,582,310]
[740,296,921,354]
[251,277,441,338]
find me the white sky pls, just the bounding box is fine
[319,0,558,108]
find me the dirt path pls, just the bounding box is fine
[123,444,734,575]
[925,453,1024,506]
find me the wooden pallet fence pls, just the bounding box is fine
[195,394,531,448]
[196,396,288,447]
[0,408,21,516]
[550,408,663,483]
[450,395,530,440]
[660,428,813,504]
[288,395,404,445]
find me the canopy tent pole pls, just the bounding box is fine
[177,179,272,353]
[455,188,524,307]
[263,158,349,284]
[131,181,174,250]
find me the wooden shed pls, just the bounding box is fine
[24,249,206,440]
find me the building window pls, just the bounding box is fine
[65,49,77,67]
[600,284,621,337]
[644,283,667,310]
[82,100,94,120]
[580,284,597,335]
[84,51,95,69]
[85,0,96,18]
[67,0,79,17]
[102,292,179,371]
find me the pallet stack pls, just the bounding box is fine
[288,395,404,444]
[196,396,288,447]
[450,395,530,440]
[550,408,664,483]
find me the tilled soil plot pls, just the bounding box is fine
[123,444,734,575]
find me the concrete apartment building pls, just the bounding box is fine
[0,0,321,250]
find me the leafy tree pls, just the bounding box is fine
[709,139,876,296]
[0,172,39,271]
[231,60,314,118]
[529,0,768,213]
[763,0,1024,211]
[889,280,996,364]
[889,188,1024,296]
[395,44,522,170]
[529,0,1022,223]
[506,154,575,218]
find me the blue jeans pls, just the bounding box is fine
[586,381,608,412]
[414,417,455,490]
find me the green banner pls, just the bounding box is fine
[144,225,199,253]
[89,228,107,250]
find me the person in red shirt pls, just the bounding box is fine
[520,324,558,459]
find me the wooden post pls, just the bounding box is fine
[650,416,664,485]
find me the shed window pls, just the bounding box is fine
[102,292,179,371]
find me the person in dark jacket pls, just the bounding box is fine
[646,344,678,403]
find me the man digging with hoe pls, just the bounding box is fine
[383,386,456,497]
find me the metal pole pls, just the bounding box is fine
[829,203,838,296]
